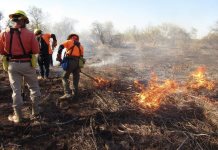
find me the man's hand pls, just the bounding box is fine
[74,41,80,47]
[56,54,62,62]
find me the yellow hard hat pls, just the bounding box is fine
[34,29,42,35]
[9,10,29,24]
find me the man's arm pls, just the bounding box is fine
[31,33,40,54]
[56,44,64,62]
[0,32,7,55]
[51,34,57,50]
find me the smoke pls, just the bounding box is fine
[51,33,218,82]
[89,55,119,67]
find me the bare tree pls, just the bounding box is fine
[124,26,142,42]
[91,21,123,47]
[211,21,218,33]
[190,27,197,39]
[203,21,218,49]
[158,23,191,49]
[91,21,105,44]
[0,11,3,31]
[104,22,114,44]
[200,32,218,49]
[0,11,3,21]
[124,23,192,49]
[52,17,77,43]
[27,6,48,31]
[142,26,163,47]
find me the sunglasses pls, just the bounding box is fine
[11,15,22,22]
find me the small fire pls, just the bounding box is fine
[133,67,216,110]
[134,73,178,110]
[188,66,215,90]
[94,77,110,87]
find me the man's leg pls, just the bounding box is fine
[38,55,44,78]
[62,70,71,94]
[44,55,50,78]
[49,54,53,66]
[8,62,24,123]
[60,59,78,99]
[73,67,80,98]
[23,63,41,117]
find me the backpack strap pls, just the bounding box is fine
[8,28,31,59]
[17,30,27,55]
[9,28,15,55]
[67,41,82,57]
[74,41,82,57]
[68,45,76,56]
[78,45,82,57]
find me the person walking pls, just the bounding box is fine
[56,33,84,100]
[0,10,41,123]
[34,29,57,79]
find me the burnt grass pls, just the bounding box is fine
[0,47,218,150]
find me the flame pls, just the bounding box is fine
[134,73,178,110]
[188,66,215,90]
[133,67,216,110]
[94,77,110,87]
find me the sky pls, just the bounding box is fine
[0,0,218,37]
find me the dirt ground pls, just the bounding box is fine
[0,46,218,150]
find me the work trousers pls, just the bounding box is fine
[62,58,80,95]
[8,62,41,109]
[38,54,50,78]
[49,54,53,66]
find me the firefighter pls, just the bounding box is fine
[56,34,84,100]
[34,29,57,79]
[0,10,41,123]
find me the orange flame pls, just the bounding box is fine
[94,77,110,87]
[134,73,178,110]
[188,66,215,90]
[134,67,216,110]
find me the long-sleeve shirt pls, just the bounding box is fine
[40,33,57,54]
[0,27,39,60]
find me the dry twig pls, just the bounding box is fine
[177,136,189,150]
[93,91,113,111]
[90,117,97,150]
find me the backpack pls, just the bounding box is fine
[37,36,49,55]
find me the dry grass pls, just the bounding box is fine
[0,47,218,149]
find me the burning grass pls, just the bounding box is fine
[133,66,216,111]
[134,73,178,110]
[0,60,218,149]
[187,66,215,90]
[94,77,110,88]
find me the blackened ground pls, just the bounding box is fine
[0,46,218,150]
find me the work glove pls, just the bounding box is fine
[56,54,62,62]
[52,40,57,50]
[74,41,80,47]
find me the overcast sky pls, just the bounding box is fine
[0,0,218,37]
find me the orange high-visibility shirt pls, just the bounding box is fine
[41,33,53,54]
[0,28,39,60]
[62,40,84,57]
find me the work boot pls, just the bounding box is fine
[37,76,44,80]
[8,108,22,123]
[72,89,79,101]
[44,76,49,80]
[59,93,71,100]
[32,103,40,116]
[31,103,42,124]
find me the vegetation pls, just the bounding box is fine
[1,6,218,50]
